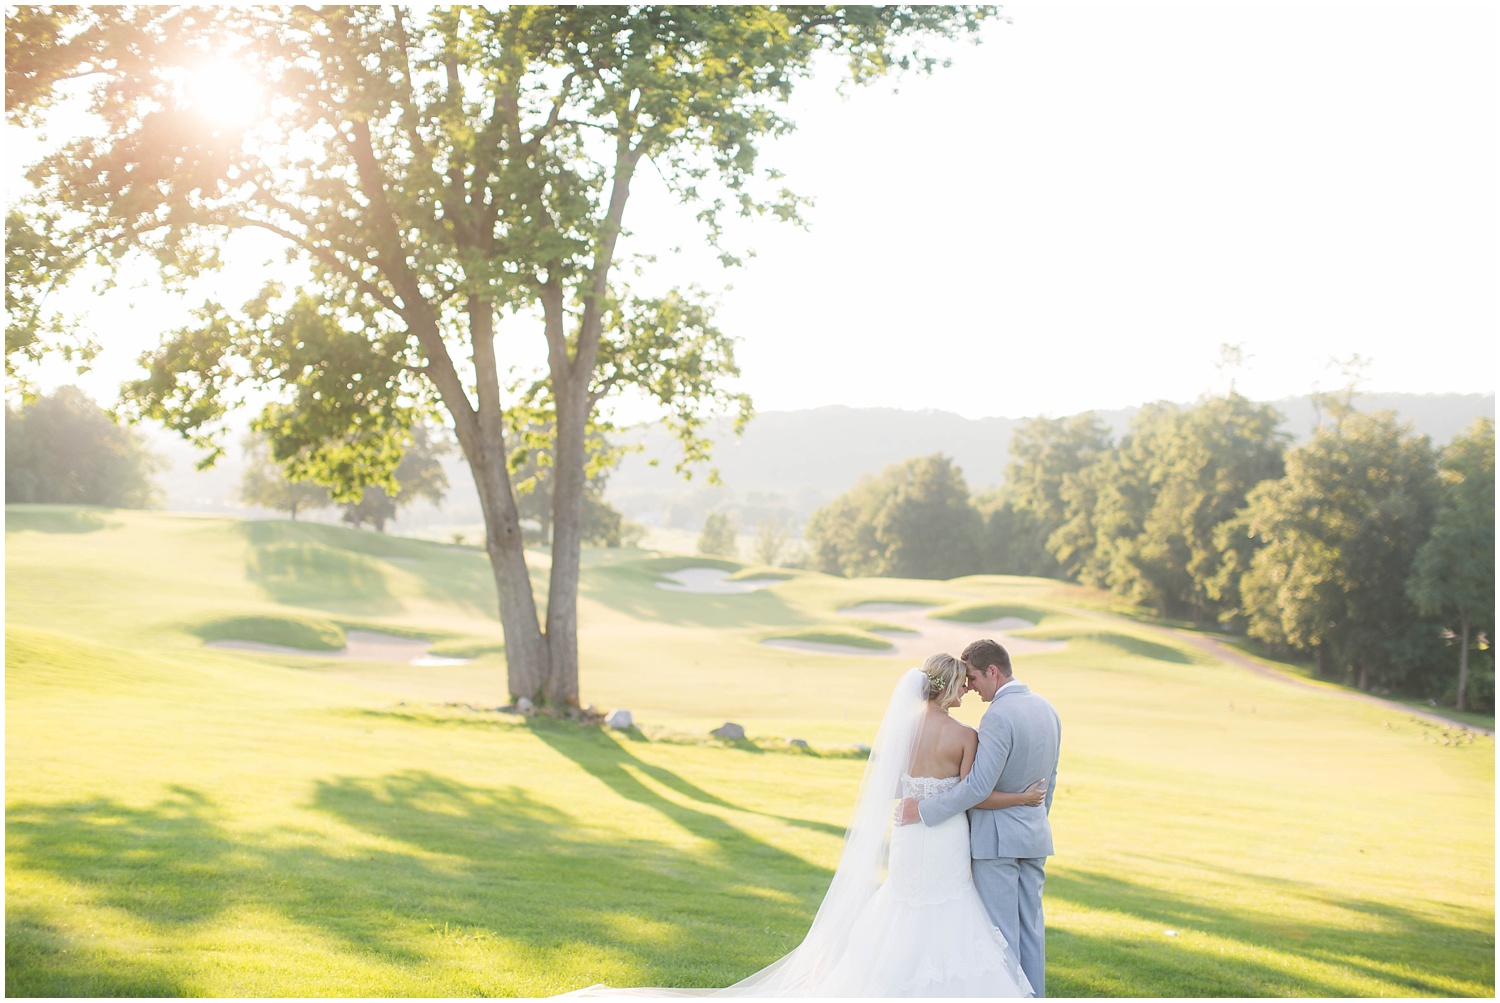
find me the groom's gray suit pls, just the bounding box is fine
[917,681,1061,997]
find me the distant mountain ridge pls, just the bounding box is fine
[142,392,1493,535]
[605,392,1495,531]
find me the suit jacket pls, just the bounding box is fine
[918,682,1061,859]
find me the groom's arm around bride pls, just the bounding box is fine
[900,639,1061,998]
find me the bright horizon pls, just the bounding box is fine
[7,0,1495,427]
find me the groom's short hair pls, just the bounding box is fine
[961,639,1012,678]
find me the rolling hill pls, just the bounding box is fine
[5,506,1493,996]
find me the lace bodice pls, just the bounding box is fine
[900,774,961,799]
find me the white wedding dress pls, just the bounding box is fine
[806,773,1034,996]
[568,668,1033,998]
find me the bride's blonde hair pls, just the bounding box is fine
[922,653,965,706]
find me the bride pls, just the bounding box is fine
[572,654,1038,997]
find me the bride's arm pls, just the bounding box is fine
[973,780,1046,810]
[959,727,977,779]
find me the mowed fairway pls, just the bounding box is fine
[6,506,1493,997]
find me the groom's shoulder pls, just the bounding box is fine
[1024,686,1059,715]
[1005,684,1060,719]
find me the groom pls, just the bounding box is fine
[899,638,1061,997]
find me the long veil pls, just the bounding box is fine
[716,667,927,995]
[565,667,929,998]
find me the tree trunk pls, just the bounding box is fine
[1456,615,1470,712]
[543,370,588,711]
[1357,664,1369,692]
[439,296,551,706]
[469,441,549,703]
[518,141,640,712]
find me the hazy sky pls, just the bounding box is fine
[11,0,1496,425]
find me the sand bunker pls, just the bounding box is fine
[655,568,783,594]
[761,603,1067,659]
[207,629,470,666]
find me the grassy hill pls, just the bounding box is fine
[6,506,1493,996]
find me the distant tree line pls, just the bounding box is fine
[803,394,1495,713]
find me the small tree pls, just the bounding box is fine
[340,424,450,532]
[753,518,789,566]
[239,433,331,520]
[872,454,981,579]
[805,454,980,580]
[5,386,160,507]
[1407,418,1495,711]
[698,511,738,558]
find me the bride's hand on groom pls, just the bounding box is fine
[894,797,921,826]
[1020,780,1046,807]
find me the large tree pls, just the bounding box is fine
[1407,418,1495,711]
[972,486,1060,579]
[7,5,994,709]
[1005,412,1112,539]
[1001,412,1112,581]
[1096,395,1286,621]
[1235,410,1440,692]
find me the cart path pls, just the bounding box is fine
[1061,604,1492,736]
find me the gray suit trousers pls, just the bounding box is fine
[973,855,1047,997]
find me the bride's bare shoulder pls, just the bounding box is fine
[941,715,978,747]
[942,713,977,735]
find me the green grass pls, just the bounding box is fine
[189,612,347,651]
[759,628,895,650]
[839,617,919,635]
[932,600,1057,625]
[6,505,1494,997]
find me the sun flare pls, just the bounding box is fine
[180,60,264,129]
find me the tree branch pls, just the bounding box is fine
[573,100,644,378]
[218,215,402,314]
[524,70,578,154]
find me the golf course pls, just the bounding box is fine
[5,505,1494,997]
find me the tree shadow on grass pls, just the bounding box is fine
[6,771,830,996]
[526,719,847,840]
[409,548,509,619]
[238,522,401,616]
[4,505,116,535]
[234,520,514,621]
[5,903,188,997]
[1046,867,1493,997]
[1047,630,1206,666]
[11,774,1490,997]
